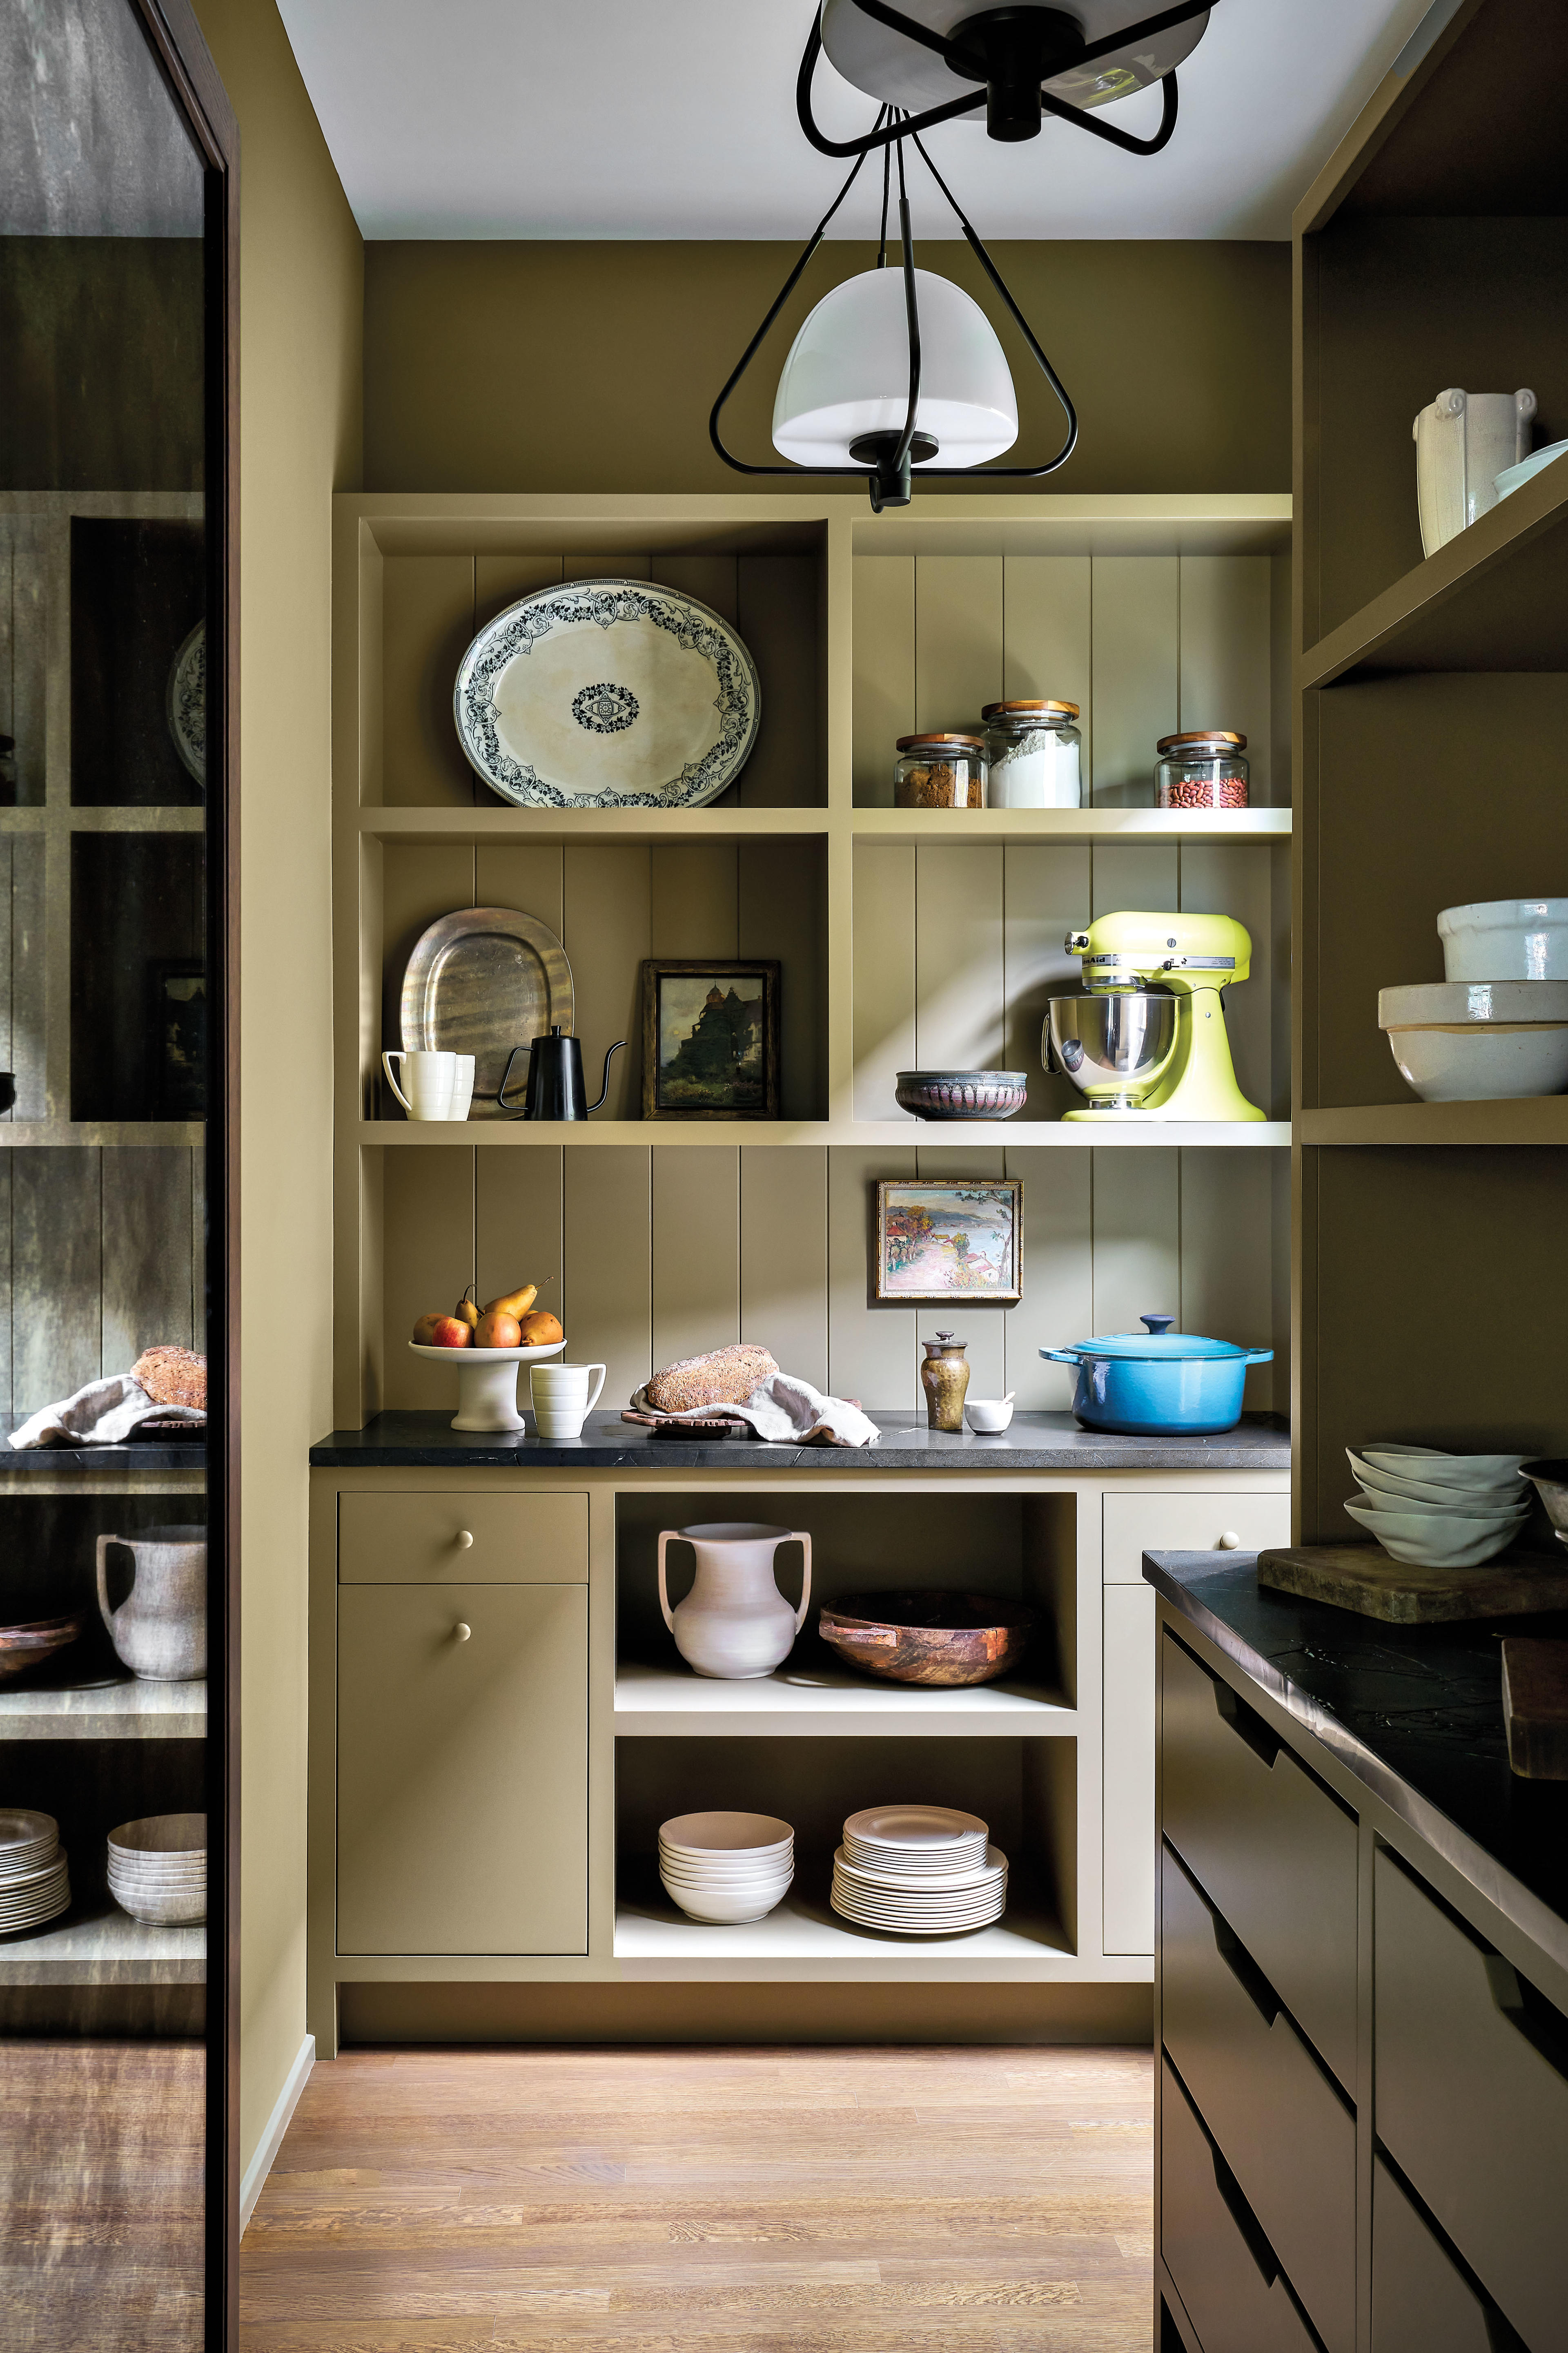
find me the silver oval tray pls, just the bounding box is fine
[399,907,573,1119]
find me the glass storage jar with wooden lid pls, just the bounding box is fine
[893,734,987,809]
[1154,730,1249,810]
[982,699,1081,807]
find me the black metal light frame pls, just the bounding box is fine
[711,0,1204,509]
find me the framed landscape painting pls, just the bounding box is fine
[874,1180,1022,1303]
[642,959,780,1119]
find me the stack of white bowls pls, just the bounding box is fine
[658,1811,793,1923]
[1379,899,1568,1101]
[0,1809,70,1936]
[832,1804,1008,1936]
[1345,1444,1532,1568]
[107,1813,207,1925]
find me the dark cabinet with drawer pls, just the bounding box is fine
[1160,2055,1320,2353]
[1370,2159,1507,2353]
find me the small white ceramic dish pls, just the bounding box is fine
[1438,899,1568,984]
[1361,1446,1531,1484]
[659,1811,794,1856]
[1344,1498,1519,1566]
[965,1396,1016,1433]
[409,1338,567,1432]
[657,1858,793,1885]
[1493,437,1568,500]
[843,1803,989,1851]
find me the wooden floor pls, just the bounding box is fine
[241,2045,1154,2352]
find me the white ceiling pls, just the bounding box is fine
[276,0,1432,243]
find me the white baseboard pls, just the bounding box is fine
[240,2031,316,2236]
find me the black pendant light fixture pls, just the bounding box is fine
[710,0,1212,510]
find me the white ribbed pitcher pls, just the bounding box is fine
[657,1521,812,1680]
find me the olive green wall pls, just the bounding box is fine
[364,238,1290,495]
[190,0,363,2194]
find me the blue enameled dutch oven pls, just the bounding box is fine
[1040,1313,1273,1436]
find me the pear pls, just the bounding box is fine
[453,1283,481,1332]
[481,1281,537,1320]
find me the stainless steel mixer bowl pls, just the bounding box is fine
[1045,990,1179,1108]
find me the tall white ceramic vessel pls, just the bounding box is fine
[96,1526,207,1680]
[1413,388,1536,555]
[657,1521,813,1679]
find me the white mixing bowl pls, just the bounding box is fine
[1437,900,1568,983]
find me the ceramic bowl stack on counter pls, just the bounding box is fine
[831,1804,1007,1936]
[1344,1445,1531,1568]
[0,1810,70,1936]
[107,1814,207,1925]
[658,1812,793,1923]
[1380,900,1568,1101]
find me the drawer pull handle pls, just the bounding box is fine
[1485,1952,1568,2084]
[1217,1530,1241,1549]
[454,1530,475,1549]
[452,1622,472,1642]
[1214,1679,1282,1769]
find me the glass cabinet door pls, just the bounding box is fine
[1,0,236,2343]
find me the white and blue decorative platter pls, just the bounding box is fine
[452,578,762,810]
[165,620,205,791]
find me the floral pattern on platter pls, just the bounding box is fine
[165,621,205,791]
[453,579,762,810]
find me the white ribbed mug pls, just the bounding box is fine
[530,1361,607,1440]
[382,1049,474,1120]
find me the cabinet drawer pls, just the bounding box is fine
[1374,1847,1568,2350]
[339,1492,588,1584]
[337,1582,588,1954]
[1160,2056,1318,2353]
[1104,1491,1290,1583]
[1162,1842,1354,2353]
[1162,1632,1358,2090]
[1372,2159,1495,2353]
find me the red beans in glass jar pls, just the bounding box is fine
[1154,729,1250,810]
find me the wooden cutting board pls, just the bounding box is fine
[1256,1543,1568,1625]
[1502,1640,1568,1778]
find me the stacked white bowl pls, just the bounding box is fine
[658,1811,793,1923]
[107,1813,207,1925]
[832,1804,1008,1936]
[1380,900,1568,1101]
[0,1809,70,1936]
[1345,1444,1532,1568]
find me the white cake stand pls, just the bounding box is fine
[409,1339,567,1432]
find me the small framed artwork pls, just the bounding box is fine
[642,959,780,1120]
[875,1179,1022,1303]
[151,959,206,1119]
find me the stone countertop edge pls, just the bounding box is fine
[308,1409,1291,1472]
[1145,1549,1568,1978]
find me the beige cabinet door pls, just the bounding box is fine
[1102,1490,1290,1955]
[338,1582,588,1955]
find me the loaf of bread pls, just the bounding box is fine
[645,1344,777,1415]
[133,1346,207,1411]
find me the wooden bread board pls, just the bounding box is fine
[1256,1543,1568,1625]
[1502,1640,1568,1778]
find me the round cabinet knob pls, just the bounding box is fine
[452,1622,472,1642]
[1217,1530,1241,1550]
[454,1530,474,1549]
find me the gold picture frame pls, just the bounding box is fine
[874,1179,1023,1303]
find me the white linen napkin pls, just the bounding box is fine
[628,1369,880,1449]
[8,1373,205,1450]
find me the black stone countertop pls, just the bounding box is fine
[310,1408,1291,1472]
[1147,1550,1568,1970]
[1,1414,205,1473]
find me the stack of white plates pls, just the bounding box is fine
[1345,1444,1532,1568]
[0,1809,70,1936]
[658,1811,793,1923]
[107,1814,206,1925]
[833,1804,1007,1936]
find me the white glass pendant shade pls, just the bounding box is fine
[772,266,1018,469]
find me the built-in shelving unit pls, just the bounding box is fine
[612,1889,1082,1978]
[0,1905,204,1986]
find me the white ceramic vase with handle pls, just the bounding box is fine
[96,1525,206,1681]
[657,1521,812,1679]
[1413,387,1536,555]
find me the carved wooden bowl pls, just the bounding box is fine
[817,1590,1036,1687]
[0,1612,86,1682]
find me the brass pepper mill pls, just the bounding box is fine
[920,1331,971,1433]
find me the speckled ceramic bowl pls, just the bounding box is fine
[894,1071,1027,1121]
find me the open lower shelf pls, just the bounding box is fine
[614,1659,1074,1738]
[359,1119,1292,1149]
[613,1885,1074,1978]
[1301,1099,1568,1146]
[0,1903,205,1985]
[0,1677,207,1740]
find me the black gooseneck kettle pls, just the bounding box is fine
[498,1028,624,1120]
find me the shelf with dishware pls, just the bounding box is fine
[0,1678,206,1740]
[358,1117,1291,1148]
[1300,1100,1568,1147]
[850,805,1292,847]
[611,1887,1082,1977]
[0,1903,204,1986]
[611,1659,1074,1736]
[352,803,1293,848]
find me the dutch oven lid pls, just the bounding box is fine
[1059,1312,1261,1361]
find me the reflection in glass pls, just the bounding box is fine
[2,1,212,2343]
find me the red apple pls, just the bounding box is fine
[413,1313,471,1349]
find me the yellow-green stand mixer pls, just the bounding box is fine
[1045,910,1266,1122]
